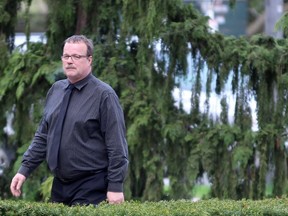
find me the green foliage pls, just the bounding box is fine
[0,0,22,51]
[40,176,53,202]
[276,11,288,37]
[2,198,288,215]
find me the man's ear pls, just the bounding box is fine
[88,56,93,65]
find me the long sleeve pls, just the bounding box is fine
[18,116,48,177]
[100,92,129,192]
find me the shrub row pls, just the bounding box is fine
[1,198,288,215]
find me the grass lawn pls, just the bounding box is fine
[192,184,211,199]
[164,183,274,200]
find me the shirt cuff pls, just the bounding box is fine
[108,182,123,192]
[18,165,32,178]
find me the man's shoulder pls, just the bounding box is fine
[90,75,114,93]
[49,79,68,90]
[53,79,68,87]
[45,79,67,96]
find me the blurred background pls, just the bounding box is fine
[15,0,285,37]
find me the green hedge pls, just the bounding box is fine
[1,198,288,215]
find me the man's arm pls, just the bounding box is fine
[10,113,49,197]
[101,92,129,194]
[18,116,48,177]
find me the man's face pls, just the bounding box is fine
[62,42,92,83]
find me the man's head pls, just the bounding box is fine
[62,35,93,83]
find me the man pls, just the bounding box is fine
[10,35,129,206]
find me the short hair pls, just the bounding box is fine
[64,35,94,56]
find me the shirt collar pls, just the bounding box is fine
[64,73,92,91]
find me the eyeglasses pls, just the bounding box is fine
[61,54,89,61]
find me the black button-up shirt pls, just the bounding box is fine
[18,73,129,192]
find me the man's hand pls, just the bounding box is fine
[107,191,125,204]
[10,173,26,197]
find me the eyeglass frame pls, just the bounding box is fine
[61,54,91,61]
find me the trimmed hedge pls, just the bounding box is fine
[1,198,288,215]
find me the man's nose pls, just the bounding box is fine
[66,56,74,62]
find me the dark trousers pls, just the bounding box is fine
[51,171,108,206]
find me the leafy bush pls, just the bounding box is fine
[1,198,288,215]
